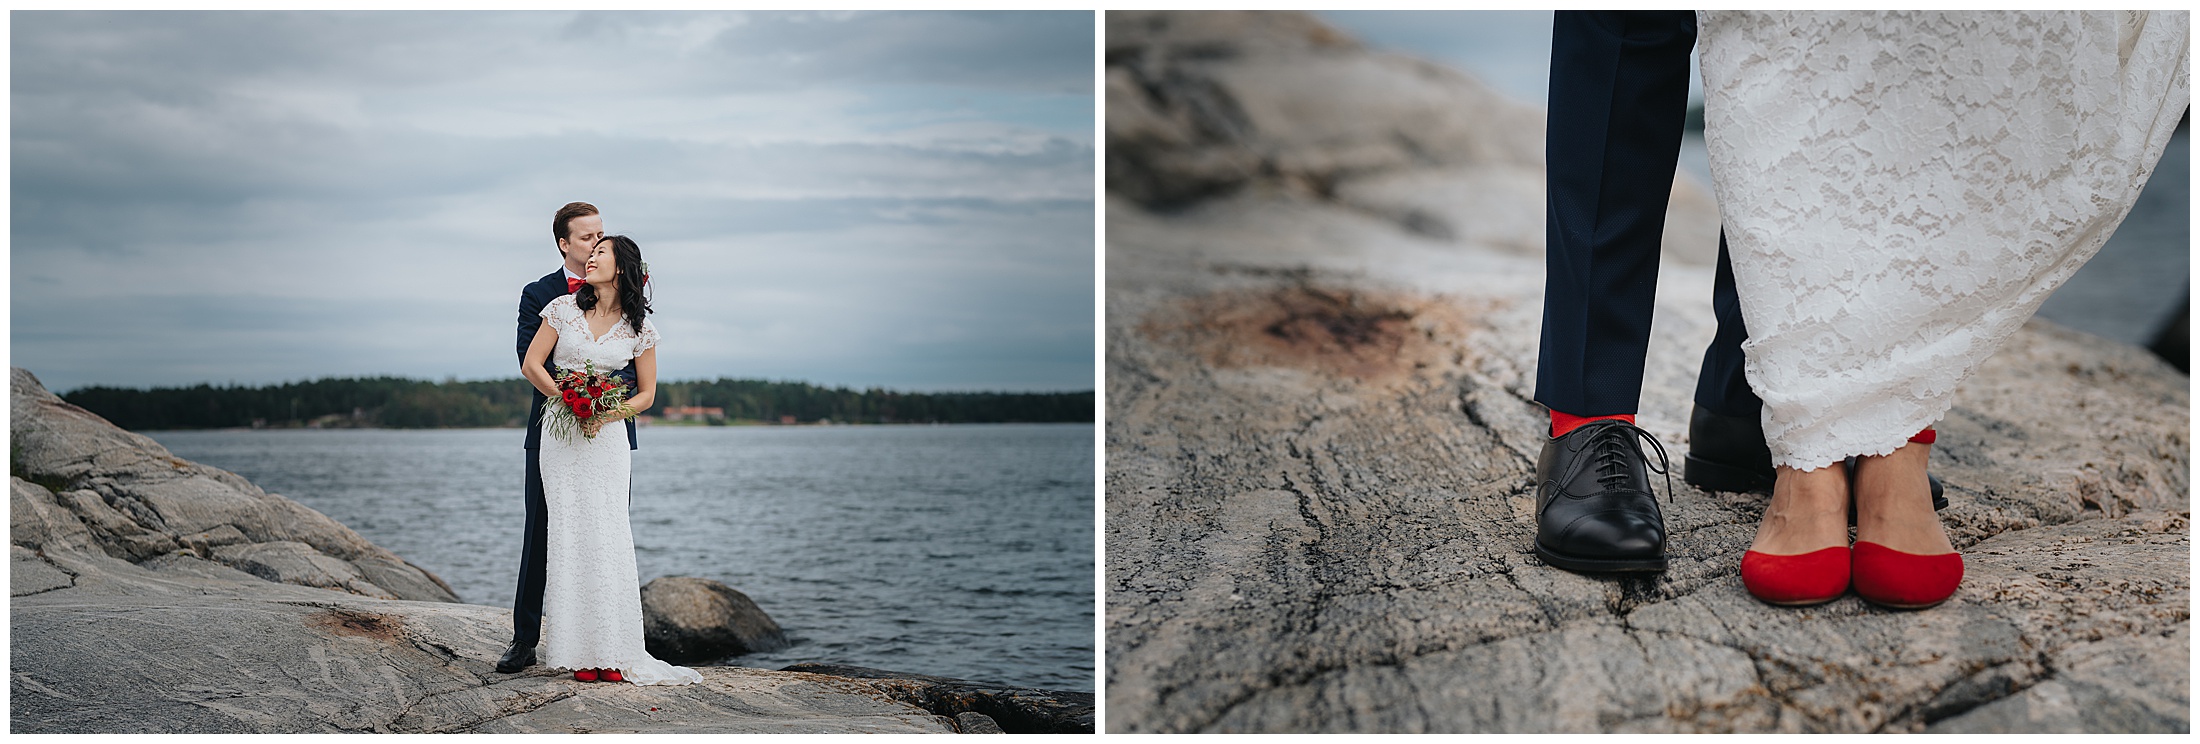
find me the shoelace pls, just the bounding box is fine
[1569,420,1674,503]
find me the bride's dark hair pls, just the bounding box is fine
[576,235,652,335]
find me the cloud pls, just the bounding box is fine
[566,11,1094,95]
[13,10,1096,394]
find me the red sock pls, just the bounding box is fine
[1551,410,1636,438]
[1909,428,1935,444]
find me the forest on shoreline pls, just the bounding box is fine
[62,376,1094,430]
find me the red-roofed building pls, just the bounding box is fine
[661,406,725,423]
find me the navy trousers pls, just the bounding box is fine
[1535,10,1759,420]
[512,447,548,647]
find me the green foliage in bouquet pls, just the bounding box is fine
[540,359,638,444]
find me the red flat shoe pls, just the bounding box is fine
[601,669,624,683]
[1740,546,1850,606]
[573,669,598,682]
[1851,541,1962,610]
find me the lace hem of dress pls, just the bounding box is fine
[538,653,704,686]
[1769,402,1952,472]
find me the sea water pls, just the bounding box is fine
[143,423,1096,692]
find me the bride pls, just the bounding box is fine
[1702,11,2188,609]
[520,235,700,684]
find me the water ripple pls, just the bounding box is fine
[146,423,1096,692]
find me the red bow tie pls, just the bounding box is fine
[566,277,585,293]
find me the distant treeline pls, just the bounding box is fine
[61,376,1095,431]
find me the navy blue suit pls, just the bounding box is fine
[509,268,639,648]
[1536,10,1759,420]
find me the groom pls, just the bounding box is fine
[1533,12,1941,574]
[496,201,641,673]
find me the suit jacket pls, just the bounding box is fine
[519,269,639,450]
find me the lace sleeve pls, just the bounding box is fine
[635,317,660,354]
[538,294,573,328]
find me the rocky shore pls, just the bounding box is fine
[11,366,1092,734]
[1105,11,2188,734]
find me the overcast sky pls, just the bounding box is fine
[14,11,1095,394]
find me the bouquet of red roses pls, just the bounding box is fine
[540,360,637,443]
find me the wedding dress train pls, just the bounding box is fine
[1698,10,2189,469]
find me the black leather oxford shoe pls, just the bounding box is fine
[495,642,537,674]
[1534,418,1673,573]
[1684,404,1947,510]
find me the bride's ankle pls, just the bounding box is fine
[1750,463,1851,554]
[1770,463,1849,511]
[1854,440,1933,508]
[1853,440,1952,554]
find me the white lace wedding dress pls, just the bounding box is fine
[1698,11,2189,470]
[535,294,699,686]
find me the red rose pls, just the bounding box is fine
[575,405,595,420]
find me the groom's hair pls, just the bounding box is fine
[552,202,599,248]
